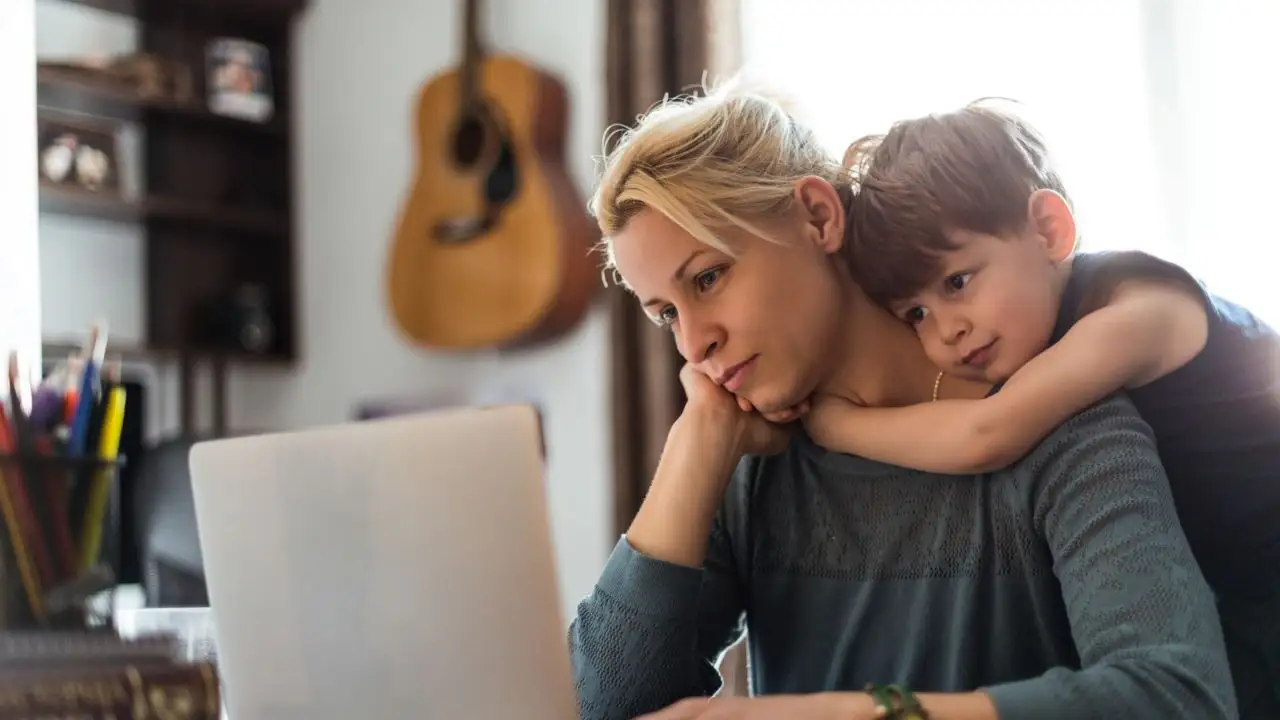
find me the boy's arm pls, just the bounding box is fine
[805,280,1208,473]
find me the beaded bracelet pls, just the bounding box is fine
[865,683,929,719]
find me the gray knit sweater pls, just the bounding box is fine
[568,394,1236,719]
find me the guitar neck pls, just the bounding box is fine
[460,0,484,107]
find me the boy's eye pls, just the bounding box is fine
[945,273,972,292]
[694,267,723,291]
[903,306,929,325]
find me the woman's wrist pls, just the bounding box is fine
[815,689,996,719]
[624,408,744,568]
[811,692,879,719]
[672,404,748,472]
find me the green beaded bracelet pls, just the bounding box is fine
[864,683,929,719]
[866,683,895,715]
[886,684,927,719]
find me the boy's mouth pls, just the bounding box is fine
[961,340,997,368]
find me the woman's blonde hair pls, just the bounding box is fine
[590,79,850,274]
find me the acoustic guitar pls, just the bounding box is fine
[387,0,599,350]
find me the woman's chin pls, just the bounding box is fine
[743,387,806,416]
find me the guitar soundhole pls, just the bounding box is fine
[453,113,487,167]
[433,103,521,245]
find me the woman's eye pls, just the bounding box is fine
[694,267,722,292]
[945,273,972,292]
[904,306,929,325]
[657,306,678,325]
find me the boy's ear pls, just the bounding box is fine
[794,176,845,255]
[1027,189,1076,263]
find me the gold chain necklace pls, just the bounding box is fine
[932,371,944,402]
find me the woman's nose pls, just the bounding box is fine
[675,313,725,363]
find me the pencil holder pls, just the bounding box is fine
[0,453,126,632]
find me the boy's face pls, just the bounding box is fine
[889,218,1072,384]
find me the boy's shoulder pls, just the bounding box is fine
[1062,249,1277,342]
[1054,250,1209,341]
[1071,249,1201,298]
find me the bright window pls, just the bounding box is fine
[1170,3,1280,323]
[741,0,1280,325]
[740,0,1170,258]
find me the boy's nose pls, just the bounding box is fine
[939,314,970,345]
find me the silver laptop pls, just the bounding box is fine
[188,404,577,719]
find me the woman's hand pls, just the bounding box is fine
[624,364,802,568]
[679,363,803,458]
[634,693,881,720]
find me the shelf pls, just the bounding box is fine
[39,184,139,224]
[39,184,289,237]
[39,0,304,432]
[56,0,136,16]
[37,67,288,139]
[42,338,293,366]
[58,0,307,23]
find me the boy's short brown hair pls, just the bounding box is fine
[844,99,1072,307]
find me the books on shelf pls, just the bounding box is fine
[0,629,222,719]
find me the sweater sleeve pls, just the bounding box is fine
[983,394,1237,719]
[567,468,750,720]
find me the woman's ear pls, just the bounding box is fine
[793,176,845,255]
[1027,189,1077,263]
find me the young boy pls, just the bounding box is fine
[804,99,1280,717]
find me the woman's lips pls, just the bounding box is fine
[721,355,759,393]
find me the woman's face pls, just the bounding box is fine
[609,181,848,414]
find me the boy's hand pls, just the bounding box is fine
[802,393,861,451]
[735,395,810,425]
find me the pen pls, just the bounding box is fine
[29,367,64,435]
[0,399,49,623]
[79,362,126,573]
[8,351,31,449]
[67,323,108,457]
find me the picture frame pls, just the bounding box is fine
[205,37,275,123]
[36,113,122,195]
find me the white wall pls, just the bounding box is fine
[1163,1,1280,322]
[2,0,41,367]
[36,0,611,624]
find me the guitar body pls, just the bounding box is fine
[387,54,599,350]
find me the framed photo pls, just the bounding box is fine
[205,37,274,123]
[37,114,122,195]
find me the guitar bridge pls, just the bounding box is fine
[433,216,491,244]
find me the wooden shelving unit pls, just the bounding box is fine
[38,66,289,138]
[40,182,289,236]
[38,0,308,432]
[42,336,293,367]
[59,0,303,22]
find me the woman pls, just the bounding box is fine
[566,84,1236,720]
